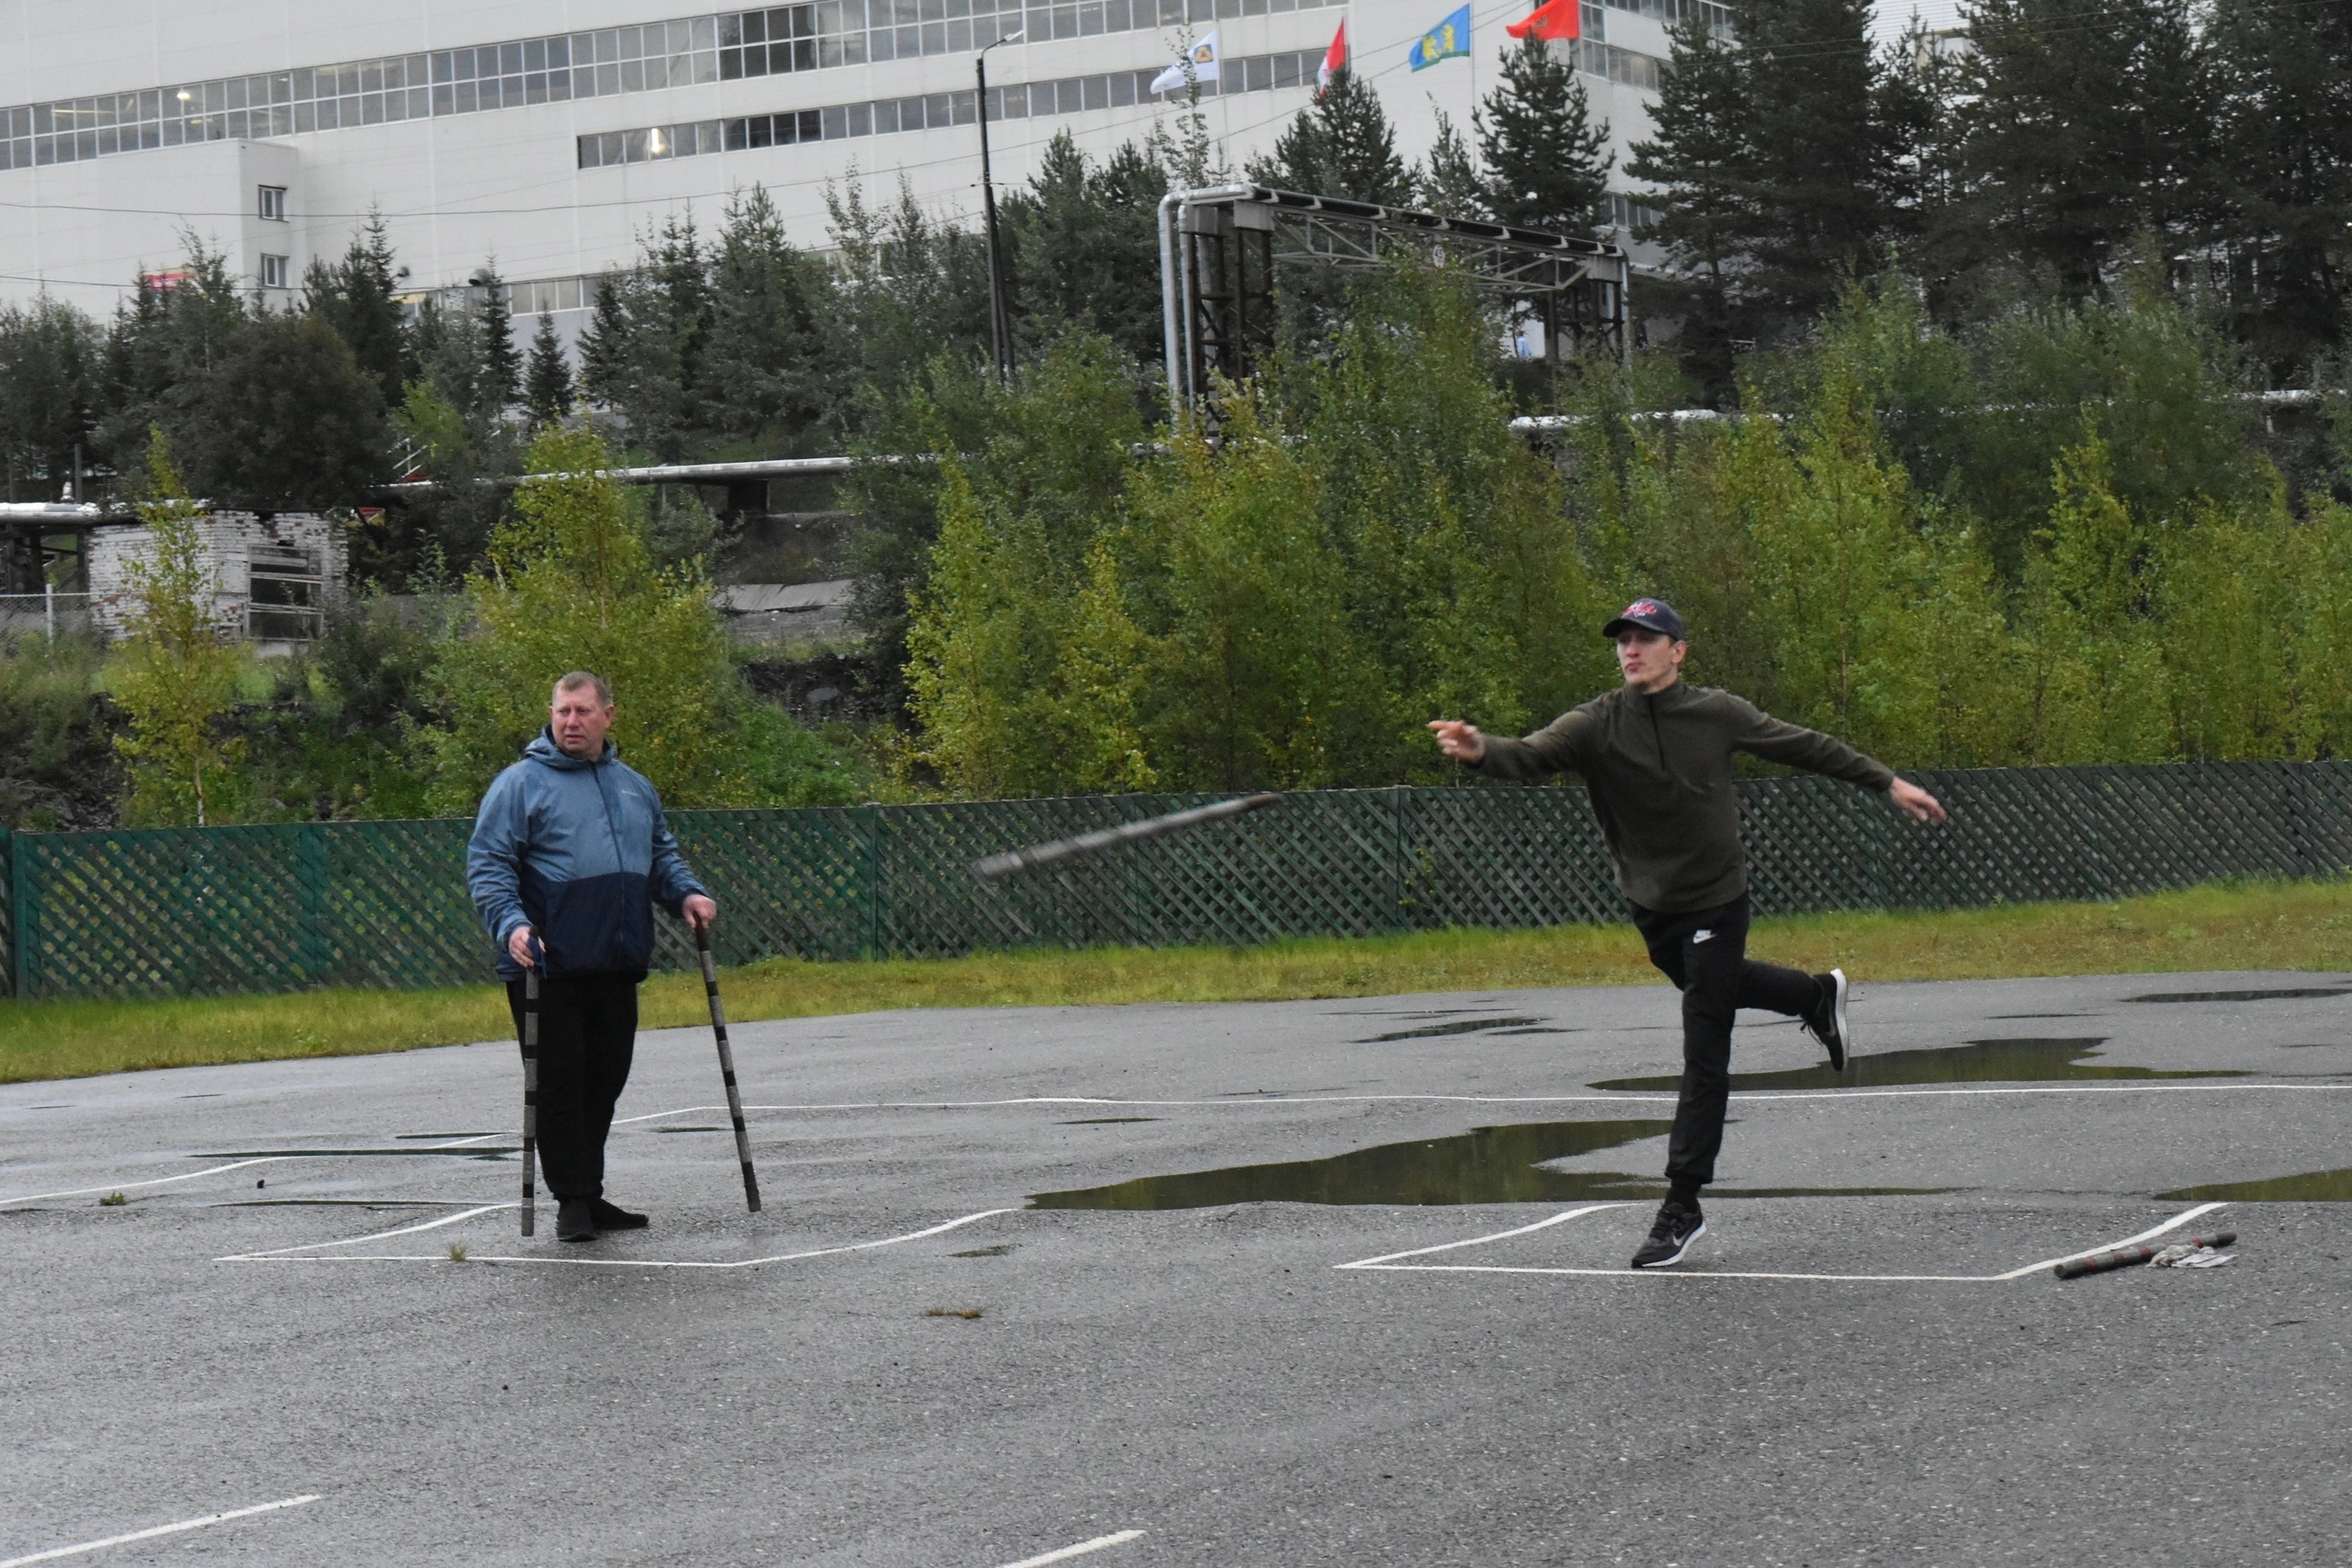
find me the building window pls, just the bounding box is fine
[258,184,287,220]
[0,0,1357,174]
[247,542,324,640]
[260,254,289,288]
[577,47,1328,170]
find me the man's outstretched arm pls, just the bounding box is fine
[1429,708,1593,780]
[1728,701,1947,823]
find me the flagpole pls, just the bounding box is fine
[977,28,1023,386]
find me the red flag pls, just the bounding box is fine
[1317,19,1349,90]
[1506,0,1579,41]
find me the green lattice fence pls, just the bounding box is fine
[8,761,2352,1000]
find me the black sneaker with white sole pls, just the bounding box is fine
[1803,967,1851,1071]
[1630,1199,1706,1269]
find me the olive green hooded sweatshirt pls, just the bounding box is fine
[1472,681,1895,914]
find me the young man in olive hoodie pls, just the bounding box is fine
[1429,597,1945,1268]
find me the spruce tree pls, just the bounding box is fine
[1625,17,1748,395]
[1729,0,1897,328]
[698,184,835,443]
[473,260,522,417]
[1249,69,1412,206]
[1475,37,1611,236]
[175,313,390,509]
[578,276,628,409]
[1419,110,1486,220]
[0,296,101,502]
[1951,0,2217,303]
[307,209,412,410]
[412,294,481,417]
[1003,133,1170,363]
[524,309,573,426]
[1322,70,1412,207]
[2206,0,2352,378]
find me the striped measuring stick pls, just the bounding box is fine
[519,945,541,1236]
[695,927,763,1213]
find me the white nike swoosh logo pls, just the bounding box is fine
[1691,930,1713,943]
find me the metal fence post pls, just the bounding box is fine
[1390,785,1412,932]
[11,831,33,1001]
[1,829,13,1000]
[299,824,330,986]
[859,802,884,961]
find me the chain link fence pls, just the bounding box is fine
[7,761,2352,1000]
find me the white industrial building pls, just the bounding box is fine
[0,0,1709,325]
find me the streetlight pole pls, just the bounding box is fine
[977,29,1022,385]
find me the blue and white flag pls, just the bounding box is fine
[1408,5,1472,70]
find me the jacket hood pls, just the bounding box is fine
[524,728,617,770]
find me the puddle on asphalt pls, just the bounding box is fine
[179,1093,224,1100]
[2159,1168,2352,1201]
[1062,1117,1160,1124]
[2122,987,2352,1004]
[656,1126,726,1134]
[1589,1036,2248,1092]
[1028,1118,1943,1209]
[1355,1016,1544,1042]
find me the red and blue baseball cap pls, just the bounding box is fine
[1602,596,1688,641]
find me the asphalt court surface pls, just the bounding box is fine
[5,970,2350,1565]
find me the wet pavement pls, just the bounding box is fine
[4,968,2350,1565]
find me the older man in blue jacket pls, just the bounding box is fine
[467,671,718,1242]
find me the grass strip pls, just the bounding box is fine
[5,876,2349,1085]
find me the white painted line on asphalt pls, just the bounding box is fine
[0,1133,509,1210]
[218,1203,514,1260]
[0,1157,293,1207]
[0,1495,320,1566]
[610,1081,2350,1122]
[1335,1203,1632,1269]
[996,1529,1147,1567]
[1338,1202,2232,1284]
[222,1206,1021,1269]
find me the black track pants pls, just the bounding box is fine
[1630,895,1819,1191]
[506,973,639,1202]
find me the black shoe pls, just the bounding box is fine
[1803,967,1850,1071]
[556,1199,598,1242]
[1630,1199,1705,1269]
[590,1199,649,1230]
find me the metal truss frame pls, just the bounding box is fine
[1156,183,1631,420]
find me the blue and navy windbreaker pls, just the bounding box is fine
[466,731,709,980]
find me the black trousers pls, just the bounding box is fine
[506,973,639,1202]
[1630,895,1819,1192]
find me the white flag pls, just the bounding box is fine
[1150,30,1219,95]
